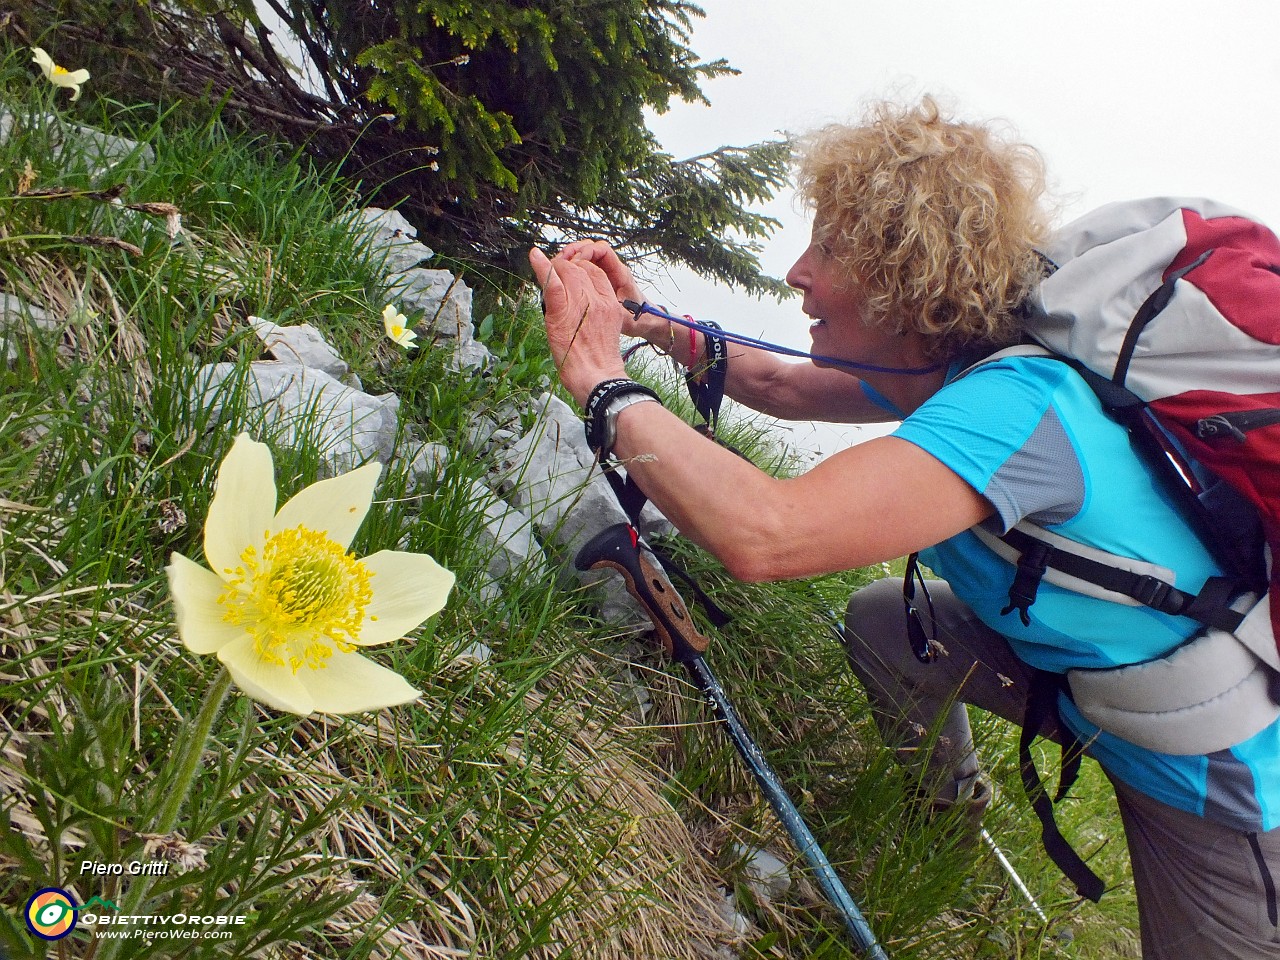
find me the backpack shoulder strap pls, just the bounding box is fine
[971,520,1246,635]
[961,346,1262,617]
[955,343,1053,381]
[960,344,1145,413]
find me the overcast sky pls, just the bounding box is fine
[633,0,1280,454]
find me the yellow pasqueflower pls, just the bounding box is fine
[166,434,454,716]
[31,47,90,102]
[382,304,418,349]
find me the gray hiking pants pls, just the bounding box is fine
[844,576,1280,958]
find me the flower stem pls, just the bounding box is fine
[153,668,233,833]
[97,670,232,960]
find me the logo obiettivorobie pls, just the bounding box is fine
[25,887,78,940]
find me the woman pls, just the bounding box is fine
[530,97,1280,958]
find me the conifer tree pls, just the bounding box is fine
[14,0,791,294]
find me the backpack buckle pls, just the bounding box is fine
[1131,575,1172,609]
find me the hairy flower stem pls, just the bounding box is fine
[154,668,233,832]
[98,670,232,960]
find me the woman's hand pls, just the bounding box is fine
[560,240,672,344]
[529,246,629,407]
[561,240,642,302]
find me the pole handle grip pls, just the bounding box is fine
[575,523,710,662]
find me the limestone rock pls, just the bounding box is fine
[248,317,354,383]
[350,207,435,273]
[497,393,656,630]
[194,361,399,474]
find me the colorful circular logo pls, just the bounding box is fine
[25,887,78,941]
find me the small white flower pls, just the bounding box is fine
[31,47,90,102]
[382,304,418,349]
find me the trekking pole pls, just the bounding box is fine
[577,524,889,959]
[981,829,1048,923]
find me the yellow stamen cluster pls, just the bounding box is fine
[218,526,374,673]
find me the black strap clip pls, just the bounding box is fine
[1001,540,1053,626]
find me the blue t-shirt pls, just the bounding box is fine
[892,355,1280,832]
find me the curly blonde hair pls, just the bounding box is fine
[794,97,1050,359]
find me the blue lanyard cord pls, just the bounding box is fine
[623,300,946,376]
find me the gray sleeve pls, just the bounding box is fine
[981,405,1085,531]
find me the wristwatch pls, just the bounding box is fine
[583,378,663,457]
[601,391,660,455]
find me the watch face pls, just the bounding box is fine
[588,384,659,457]
[604,398,624,452]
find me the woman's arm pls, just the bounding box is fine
[610,402,993,580]
[530,245,991,579]
[557,240,895,424]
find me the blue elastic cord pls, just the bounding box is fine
[625,300,946,376]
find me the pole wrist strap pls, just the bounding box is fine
[685,320,728,439]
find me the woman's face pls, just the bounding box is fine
[786,232,879,367]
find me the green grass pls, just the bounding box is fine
[0,43,1140,959]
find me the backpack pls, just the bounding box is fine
[1023,196,1278,575]
[951,198,1280,900]
[993,197,1280,686]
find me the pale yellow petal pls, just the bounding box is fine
[204,434,276,576]
[166,552,246,654]
[296,648,420,714]
[272,461,380,549]
[217,634,314,715]
[345,552,455,650]
[30,47,53,79]
[381,305,403,336]
[65,69,89,84]
[353,550,455,645]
